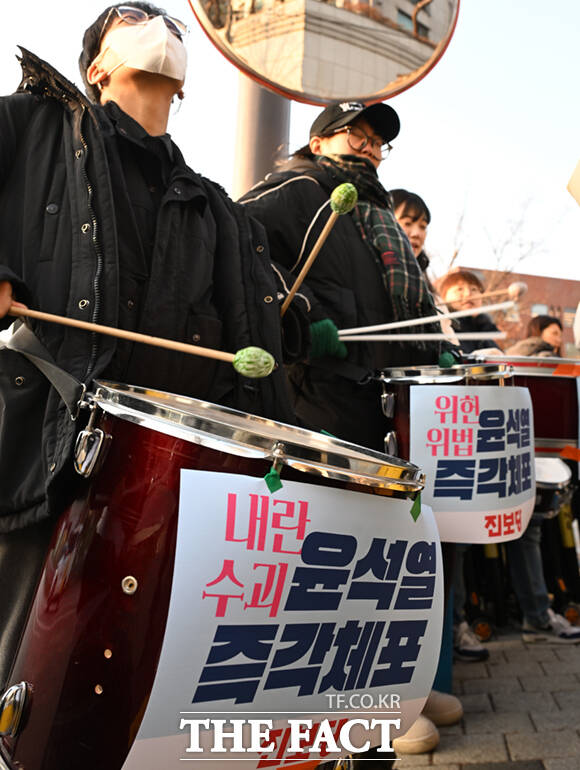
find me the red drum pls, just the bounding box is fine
[469,356,580,458]
[378,363,513,462]
[376,363,538,544]
[0,382,426,770]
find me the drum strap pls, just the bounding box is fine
[0,321,85,418]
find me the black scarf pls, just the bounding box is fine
[315,155,438,326]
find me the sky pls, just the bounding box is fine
[1,0,580,283]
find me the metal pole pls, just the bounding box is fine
[232,72,290,200]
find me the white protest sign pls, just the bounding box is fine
[410,386,536,543]
[121,471,443,769]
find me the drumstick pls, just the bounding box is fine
[280,183,358,317]
[339,331,507,342]
[9,306,276,379]
[338,300,514,337]
[436,282,528,305]
[480,282,528,301]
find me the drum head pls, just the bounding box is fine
[92,382,424,495]
[534,457,572,489]
[378,362,513,385]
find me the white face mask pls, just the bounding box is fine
[102,15,187,82]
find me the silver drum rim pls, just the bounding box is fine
[377,362,513,385]
[468,354,579,377]
[91,382,425,495]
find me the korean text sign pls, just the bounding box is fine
[121,471,443,769]
[409,385,535,543]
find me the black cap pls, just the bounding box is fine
[310,101,400,143]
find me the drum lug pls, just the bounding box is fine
[270,443,286,477]
[384,431,398,457]
[381,390,396,418]
[271,442,285,469]
[74,404,111,478]
[0,681,29,738]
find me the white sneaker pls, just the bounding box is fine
[392,715,439,755]
[522,608,580,644]
[453,621,490,662]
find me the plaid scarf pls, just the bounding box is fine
[315,155,438,327]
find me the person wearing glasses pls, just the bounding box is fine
[0,2,301,688]
[240,101,450,451]
[241,103,461,758]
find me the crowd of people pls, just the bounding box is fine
[0,2,578,766]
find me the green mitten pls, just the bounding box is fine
[438,349,463,368]
[309,319,348,359]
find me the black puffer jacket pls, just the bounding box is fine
[241,158,445,373]
[0,49,296,532]
[240,157,445,450]
[452,313,499,354]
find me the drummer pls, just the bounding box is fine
[240,102,462,758]
[0,2,308,687]
[240,102,456,450]
[437,267,501,354]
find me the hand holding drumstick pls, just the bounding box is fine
[0,281,26,319]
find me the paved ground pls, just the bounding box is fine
[396,629,580,770]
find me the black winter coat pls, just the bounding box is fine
[0,50,296,532]
[452,313,499,354]
[240,157,444,450]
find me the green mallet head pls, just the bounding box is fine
[233,346,276,378]
[330,183,358,215]
[438,351,457,369]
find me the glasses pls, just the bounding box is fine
[99,5,188,47]
[331,125,392,159]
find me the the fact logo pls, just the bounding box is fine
[179,717,401,756]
